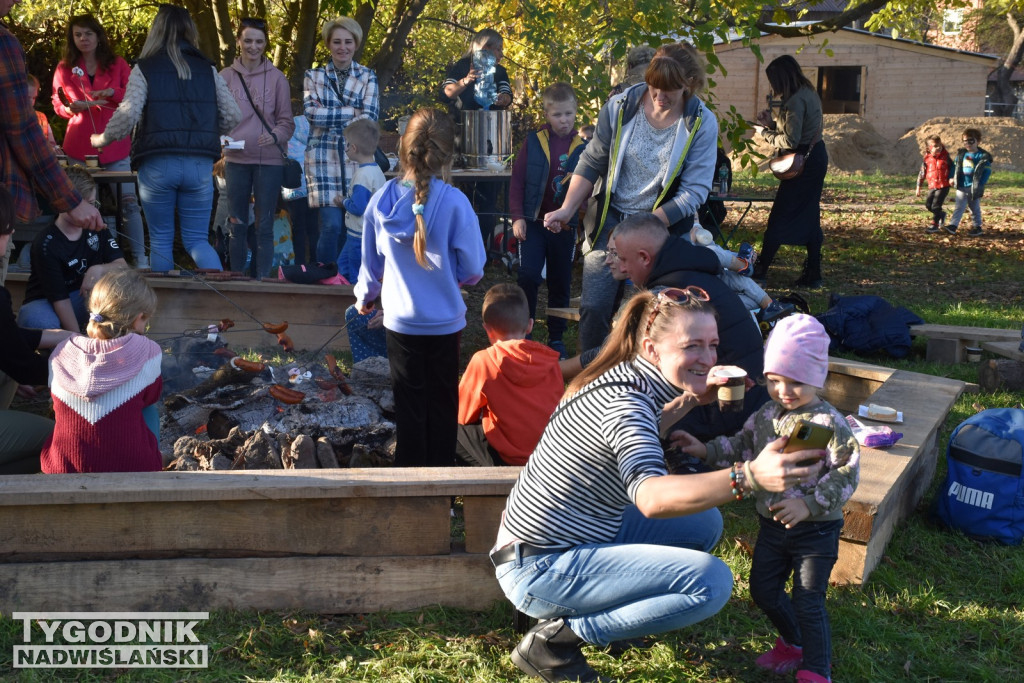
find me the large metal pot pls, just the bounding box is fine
[460,110,512,169]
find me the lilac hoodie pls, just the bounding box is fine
[220,57,294,166]
[354,177,486,335]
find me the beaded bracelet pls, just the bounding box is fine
[729,462,746,501]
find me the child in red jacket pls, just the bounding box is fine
[918,134,952,234]
[456,283,564,466]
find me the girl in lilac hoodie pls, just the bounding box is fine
[354,108,486,467]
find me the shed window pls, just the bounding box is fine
[942,8,964,35]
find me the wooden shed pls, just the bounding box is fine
[713,28,997,141]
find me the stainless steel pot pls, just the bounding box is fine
[460,110,512,168]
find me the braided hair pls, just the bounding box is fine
[398,108,455,269]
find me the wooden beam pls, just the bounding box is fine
[0,496,451,561]
[0,468,522,507]
[0,554,506,613]
[909,323,1020,343]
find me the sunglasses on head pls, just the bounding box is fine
[240,17,267,30]
[644,286,710,337]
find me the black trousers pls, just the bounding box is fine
[925,187,949,223]
[385,329,461,467]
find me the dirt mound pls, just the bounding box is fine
[812,114,1024,174]
[894,116,1024,173]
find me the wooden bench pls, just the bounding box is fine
[909,323,1023,363]
[3,272,356,352]
[0,359,963,613]
[0,469,510,613]
[546,297,581,322]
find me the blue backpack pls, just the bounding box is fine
[935,409,1024,545]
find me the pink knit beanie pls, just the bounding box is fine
[763,313,830,388]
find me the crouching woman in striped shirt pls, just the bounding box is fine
[493,286,826,682]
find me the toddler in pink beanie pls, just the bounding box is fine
[671,313,859,683]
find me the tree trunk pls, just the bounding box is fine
[367,0,432,91]
[991,13,1024,117]
[183,0,222,67]
[274,0,302,73]
[978,359,1024,392]
[210,0,236,69]
[286,0,323,104]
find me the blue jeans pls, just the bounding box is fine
[518,219,575,343]
[226,162,283,277]
[949,189,982,228]
[495,506,732,646]
[337,233,362,283]
[749,515,842,677]
[287,198,319,266]
[17,291,87,331]
[137,154,221,272]
[578,218,623,352]
[316,206,346,264]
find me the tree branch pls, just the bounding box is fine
[754,0,892,36]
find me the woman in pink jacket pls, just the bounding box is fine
[219,18,294,278]
[52,14,148,269]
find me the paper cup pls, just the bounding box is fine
[716,368,747,412]
[85,155,99,169]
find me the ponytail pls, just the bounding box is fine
[567,293,653,395]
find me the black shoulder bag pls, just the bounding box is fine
[237,74,303,189]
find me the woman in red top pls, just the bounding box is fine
[52,14,148,268]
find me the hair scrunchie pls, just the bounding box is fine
[89,312,104,323]
[411,203,425,216]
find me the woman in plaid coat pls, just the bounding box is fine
[303,16,379,265]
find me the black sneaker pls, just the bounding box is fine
[943,224,958,235]
[925,224,940,234]
[967,226,983,237]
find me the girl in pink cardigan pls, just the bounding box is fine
[42,268,163,474]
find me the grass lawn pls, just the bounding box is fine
[2,171,1023,681]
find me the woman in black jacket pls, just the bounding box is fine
[0,188,73,473]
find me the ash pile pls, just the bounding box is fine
[160,335,396,470]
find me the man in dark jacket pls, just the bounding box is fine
[613,212,769,440]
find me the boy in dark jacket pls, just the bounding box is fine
[508,82,586,359]
[945,127,993,237]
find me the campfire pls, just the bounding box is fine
[159,332,396,470]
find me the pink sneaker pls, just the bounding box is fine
[795,669,831,682]
[755,637,803,673]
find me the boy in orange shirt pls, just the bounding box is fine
[457,283,564,466]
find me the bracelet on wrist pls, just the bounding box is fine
[744,460,762,492]
[729,462,746,501]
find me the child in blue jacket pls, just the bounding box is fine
[944,127,993,237]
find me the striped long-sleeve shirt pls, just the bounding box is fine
[502,356,679,549]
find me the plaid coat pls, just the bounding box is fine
[303,61,379,208]
[1,26,81,222]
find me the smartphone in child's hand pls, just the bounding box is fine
[783,420,833,466]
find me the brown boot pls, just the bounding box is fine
[511,618,611,682]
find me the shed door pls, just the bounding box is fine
[818,65,864,115]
